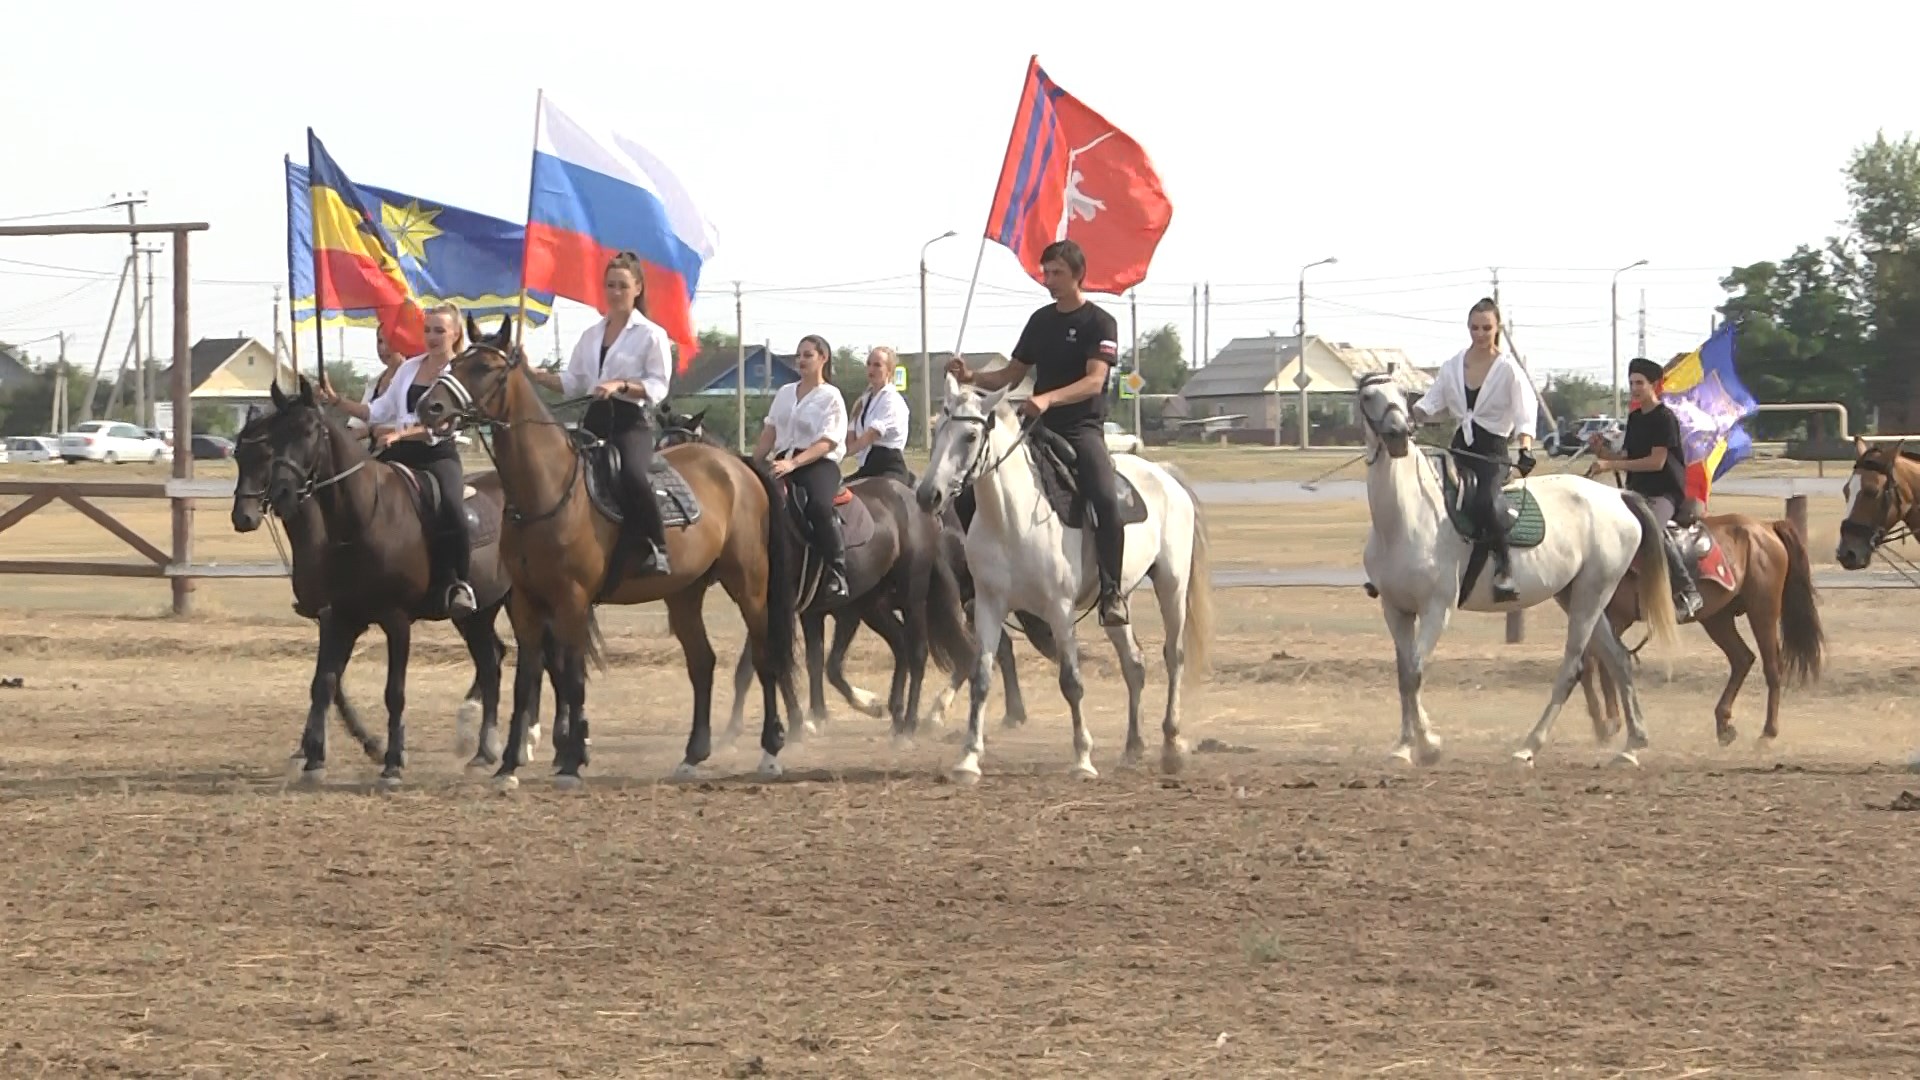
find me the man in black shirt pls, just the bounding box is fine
[945,239,1131,626]
[1593,357,1704,621]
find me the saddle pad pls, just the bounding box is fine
[786,480,878,549]
[389,463,500,549]
[1029,429,1148,531]
[1427,449,1546,549]
[584,444,702,529]
[1688,528,1736,591]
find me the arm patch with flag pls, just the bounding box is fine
[984,56,1172,295]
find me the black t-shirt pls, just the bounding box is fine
[1011,300,1119,428]
[1621,401,1687,502]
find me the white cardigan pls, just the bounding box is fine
[1415,349,1538,444]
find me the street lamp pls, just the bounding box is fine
[919,229,958,449]
[1286,256,1337,449]
[1610,258,1648,417]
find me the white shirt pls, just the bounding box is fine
[849,384,909,464]
[565,308,672,405]
[1415,349,1539,443]
[764,381,848,464]
[347,366,399,432]
[367,354,457,445]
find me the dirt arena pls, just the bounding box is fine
[4,457,1920,1077]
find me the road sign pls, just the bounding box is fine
[1124,372,1145,393]
[1292,367,1313,390]
[892,365,907,393]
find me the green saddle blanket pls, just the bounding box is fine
[1427,450,1546,549]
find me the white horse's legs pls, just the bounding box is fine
[1588,618,1649,762]
[1515,583,1611,765]
[1153,563,1190,775]
[1105,620,1147,766]
[952,595,1006,783]
[1383,600,1449,766]
[1054,607,1096,780]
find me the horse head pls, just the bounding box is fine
[261,375,334,519]
[1838,435,1910,569]
[915,371,1013,513]
[419,314,517,436]
[1355,371,1412,458]
[657,406,710,448]
[230,401,278,532]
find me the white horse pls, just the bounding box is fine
[914,375,1214,783]
[1353,372,1680,766]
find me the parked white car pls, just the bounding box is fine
[58,420,170,464]
[1103,420,1143,455]
[2,436,58,464]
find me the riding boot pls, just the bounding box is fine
[818,521,850,604]
[1664,533,1704,623]
[1488,535,1519,603]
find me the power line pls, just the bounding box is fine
[0,202,114,225]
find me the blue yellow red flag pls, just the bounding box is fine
[1659,322,1757,504]
[305,130,426,355]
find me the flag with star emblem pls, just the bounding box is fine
[288,150,554,347]
[303,130,427,356]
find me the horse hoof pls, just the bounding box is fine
[757,752,784,780]
[1071,762,1099,781]
[465,756,494,773]
[1160,743,1187,775]
[361,741,385,763]
[1000,714,1028,730]
[1754,735,1776,754]
[850,690,887,719]
[1717,725,1738,747]
[950,761,982,786]
[670,762,701,782]
[553,774,584,793]
[891,733,916,753]
[376,773,403,791]
[299,768,326,786]
[493,774,520,793]
[1510,749,1536,768]
[1388,743,1414,766]
[1415,740,1444,768]
[1611,750,1641,768]
[1122,744,1146,767]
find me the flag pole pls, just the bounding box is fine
[952,54,1039,360]
[305,131,329,393]
[515,88,545,355]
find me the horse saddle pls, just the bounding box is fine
[1027,425,1149,531]
[1425,449,1546,550]
[568,429,702,530]
[387,462,485,538]
[785,474,877,550]
[1667,518,1736,590]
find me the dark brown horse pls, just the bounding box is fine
[417,317,797,787]
[253,377,533,786]
[1836,436,1920,571]
[1579,511,1824,747]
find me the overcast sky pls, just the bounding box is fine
[1,0,1910,391]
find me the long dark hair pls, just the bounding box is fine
[606,251,648,318]
[1468,296,1502,349]
[799,334,833,380]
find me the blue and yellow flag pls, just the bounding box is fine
[1660,322,1756,505]
[287,156,553,340]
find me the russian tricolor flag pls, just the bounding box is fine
[523,94,718,371]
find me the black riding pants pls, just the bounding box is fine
[786,456,845,568]
[380,440,470,584]
[850,445,913,486]
[1055,418,1125,595]
[585,399,667,550]
[1451,428,1512,576]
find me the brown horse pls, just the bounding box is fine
[417,316,797,788]
[1836,436,1920,571]
[1578,510,1824,747]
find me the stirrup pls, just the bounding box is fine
[447,580,477,617]
[1098,590,1130,626]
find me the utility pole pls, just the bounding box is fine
[1636,289,1647,360]
[1201,282,1211,369]
[79,256,132,421]
[1129,289,1141,436]
[734,281,746,451]
[142,245,158,426]
[1190,284,1199,374]
[112,193,147,424]
[51,332,68,434]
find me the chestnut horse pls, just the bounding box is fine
[418,317,797,788]
[1578,509,1824,748]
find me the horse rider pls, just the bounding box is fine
[528,251,674,584]
[1409,297,1538,603]
[319,334,406,437]
[757,334,851,603]
[946,238,1130,627]
[1590,356,1706,621]
[846,345,913,485]
[365,302,478,618]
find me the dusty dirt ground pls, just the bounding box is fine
[3,460,1920,1076]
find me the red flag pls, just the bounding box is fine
[983,57,1172,294]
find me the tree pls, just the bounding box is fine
[1122,323,1188,394]
[1540,372,1610,423]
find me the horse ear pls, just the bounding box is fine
[1855,435,1869,458]
[298,375,314,407]
[1893,439,1907,462]
[983,385,1012,414]
[269,381,288,411]
[690,408,707,428]
[943,371,963,406]
[466,313,484,348]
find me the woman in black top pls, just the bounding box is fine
[368,303,475,618]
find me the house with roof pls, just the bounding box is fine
[0,343,37,394]
[1174,335,1433,444]
[157,336,299,428]
[676,344,803,397]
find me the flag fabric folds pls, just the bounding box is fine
[286,160,552,337]
[1660,322,1757,504]
[304,130,427,356]
[523,93,718,371]
[984,56,1172,295]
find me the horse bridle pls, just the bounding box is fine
[428,341,584,527]
[1842,453,1913,550]
[1353,373,1409,464]
[931,399,1036,498]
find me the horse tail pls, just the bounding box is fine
[1167,464,1215,681]
[1772,517,1825,686]
[748,454,798,683]
[924,537,977,675]
[1620,490,1679,673]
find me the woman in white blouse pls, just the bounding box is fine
[317,336,406,436]
[756,334,850,603]
[1412,297,1539,602]
[529,251,674,583]
[845,346,912,485]
[365,302,477,617]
